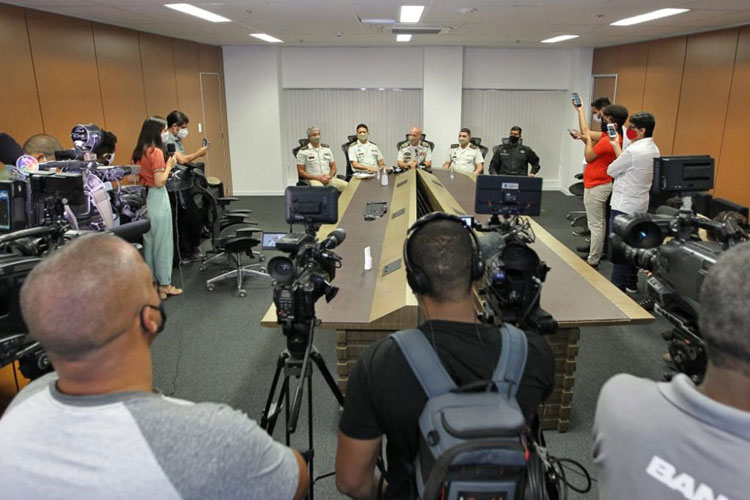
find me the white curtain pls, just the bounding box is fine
[283,89,422,181]
[461,90,567,181]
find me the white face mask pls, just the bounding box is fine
[161,132,170,143]
[177,128,189,140]
[310,135,321,144]
[458,136,469,146]
[593,114,602,123]
[105,153,115,165]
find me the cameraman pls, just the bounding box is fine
[0,234,309,500]
[92,130,118,165]
[22,133,64,163]
[606,112,660,292]
[593,242,750,500]
[336,213,555,500]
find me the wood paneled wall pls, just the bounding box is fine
[0,3,232,190]
[592,26,750,207]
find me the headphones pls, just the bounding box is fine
[403,212,484,296]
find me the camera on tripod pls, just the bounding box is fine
[609,155,748,382]
[472,175,558,336]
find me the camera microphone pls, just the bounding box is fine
[320,228,346,250]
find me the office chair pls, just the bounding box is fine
[293,138,311,186]
[204,224,269,297]
[395,133,435,152]
[341,135,357,180]
[469,137,489,158]
[491,137,524,156]
[566,173,588,235]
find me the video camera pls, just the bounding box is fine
[472,175,558,335]
[268,187,344,357]
[609,155,748,382]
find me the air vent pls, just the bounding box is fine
[387,24,453,35]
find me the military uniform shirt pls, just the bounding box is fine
[348,141,383,170]
[489,143,540,176]
[296,143,335,176]
[397,141,432,167]
[446,144,483,174]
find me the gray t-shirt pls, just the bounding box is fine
[593,373,750,500]
[165,132,186,154]
[0,373,299,500]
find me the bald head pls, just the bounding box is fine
[20,234,153,360]
[408,126,422,146]
[23,134,63,162]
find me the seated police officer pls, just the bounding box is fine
[397,126,432,170]
[335,213,555,500]
[349,123,385,173]
[0,234,309,500]
[296,126,348,192]
[442,128,483,174]
[593,242,750,500]
[489,126,540,177]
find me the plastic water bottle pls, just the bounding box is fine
[450,164,455,180]
[381,167,388,186]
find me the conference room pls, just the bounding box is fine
[1,0,749,499]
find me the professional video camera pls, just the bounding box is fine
[609,155,748,382]
[471,175,558,336]
[267,186,343,357]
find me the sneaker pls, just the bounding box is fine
[625,286,638,294]
[572,228,590,237]
[576,243,590,253]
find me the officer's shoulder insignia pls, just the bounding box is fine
[348,141,357,146]
[420,141,430,147]
[469,143,478,149]
[321,143,329,148]
[450,143,459,148]
[300,144,311,151]
[400,142,410,150]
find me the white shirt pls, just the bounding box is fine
[446,144,484,174]
[296,143,335,176]
[348,141,383,170]
[607,137,660,214]
[397,141,432,167]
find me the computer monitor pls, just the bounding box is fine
[285,186,339,224]
[652,156,714,193]
[474,175,542,216]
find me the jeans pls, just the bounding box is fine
[609,209,638,291]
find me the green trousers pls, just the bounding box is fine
[143,186,173,286]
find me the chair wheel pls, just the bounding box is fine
[259,255,265,262]
[259,268,267,273]
[199,265,206,272]
[207,284,215,292]
[238,289,247,298]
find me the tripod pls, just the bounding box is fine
[260,318,344,500]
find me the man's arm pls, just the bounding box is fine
[606,147,631,178]
[474,162,484,174]
[423,147,432,168]
[376,146,385,168]
[336,433,382,500]
[584,135,598,163]
[488,153,500,175]
[474,150,484,174]
[174,146,208,165]
[610,137,623,158]
[328,161,337,179]
[528,149,541,176]
[397,149,409,168]
[292,449,311,500]
[297,164,322,181]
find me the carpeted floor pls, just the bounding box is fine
[151,191,670,499]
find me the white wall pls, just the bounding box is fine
[281,47,423,89]
[423,47,463,162]
[223,46,286,195]
[223,45,594,195]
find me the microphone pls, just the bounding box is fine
[320,228,346,250]
[107,219,151,242]
[167,143,176,155]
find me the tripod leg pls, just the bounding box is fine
[308,365,315,500]
[261,351,289,434]
[310,350,345,406]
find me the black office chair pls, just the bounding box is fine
[469,137,489,158]
[566,173,588,235]
[395,133,435,152]
[341,135,357,180]
[293,138,311,186]
[204,224,269,297]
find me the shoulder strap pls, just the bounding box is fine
[492,324,528,399]
[391,329,456,397]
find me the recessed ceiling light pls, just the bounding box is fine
[164,4,230,23]
[396,34,412,42]
[360,88,367,91]
[360,18,396,24]
[400,5,425,23]
[541,34,579,43]
[610,8,689,26]
[457,7,477,14]
[250,33,284,43]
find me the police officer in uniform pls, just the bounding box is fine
[296,126,348,192]
[442,128,484,174]
[348,123,385,173]
[489,126,541,177]
[397,126,432,169]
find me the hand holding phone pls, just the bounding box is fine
[571,92,582,108]
[606,123,618,140]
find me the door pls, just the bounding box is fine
[200,72,233,195]
[590,75,617,127]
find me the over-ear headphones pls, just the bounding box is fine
[403,212,484,296]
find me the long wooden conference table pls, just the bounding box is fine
[263,168,652,431]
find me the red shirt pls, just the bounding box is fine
[135,147,166,187]
[583,135,621,189]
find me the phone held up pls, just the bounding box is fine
[606,123,618,140]
[571,92,582,107]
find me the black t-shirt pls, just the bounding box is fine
[338,320,555,500]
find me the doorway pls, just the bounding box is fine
[200,72,233,195]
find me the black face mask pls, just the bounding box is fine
[140,303,167,334]
[508,135,519,145]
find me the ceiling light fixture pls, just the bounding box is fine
[541,34,579,43]
[610,8,689,26]
[396,34,412,42]
[360,18,396,24]
[457,7,477,14]
[164,3,230,23]
[400,5,425,23]
[250,33,284,43]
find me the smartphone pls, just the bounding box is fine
[606,123,618,140]
[571,92,582,107]
[202,138,209,147]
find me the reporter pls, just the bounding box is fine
[165,110,209,165]
[132,116,182,299]
[593,243,750,500]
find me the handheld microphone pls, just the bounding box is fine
[167,143,176,155]
[320,228,346,250]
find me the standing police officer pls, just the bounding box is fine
[489,126,541,177]
[296,127,348,192]
[442,128,483,174]
[348,123,385,173]
[397,126,432,170]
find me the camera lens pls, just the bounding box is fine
[268,256,295,284]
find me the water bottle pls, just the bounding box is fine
[381,167,388,186]
[450,164,455,180]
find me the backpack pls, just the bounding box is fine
[391,324,529,500]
